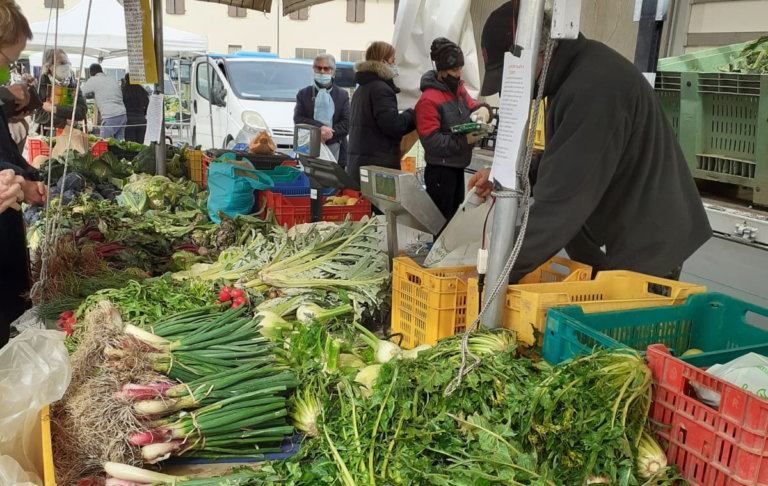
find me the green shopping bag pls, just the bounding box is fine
[207,160,274,224]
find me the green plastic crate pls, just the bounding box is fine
[657,43,748,73]
[654,71,768,206]
[542,293,768,368]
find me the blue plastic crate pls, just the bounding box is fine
[542,293,768,367]
[270,172,336,197]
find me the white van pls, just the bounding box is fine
[190,54,355,150]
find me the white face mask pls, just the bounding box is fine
[55,63,71,80]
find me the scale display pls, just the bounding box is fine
[373,173,398,201]
[295,127,312,155]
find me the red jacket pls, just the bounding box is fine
[415,70,488,168]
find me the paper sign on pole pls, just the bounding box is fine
[490,50,535,190]
[144,94,164,145]
[123,0,157,85]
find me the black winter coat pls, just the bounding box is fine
[508,34,711,283]
[294,83,350,165]
[346,61,416,184]
[33,73,87,131]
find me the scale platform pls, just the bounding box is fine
[360,166,445,265]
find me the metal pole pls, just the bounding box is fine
[277,0,281,56]
[152,0,167,175]
[634,0,664,73]
[205,54,215,148]
[483,0,546,328]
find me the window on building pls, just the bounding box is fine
[166,0,185,15]
[289,8,309,20]
[258,46,272,53]
[346,0,365,23]
[295,48,326,60]
[394,0,399,23]
[340,50,365,63]
[228,45,242,55]
[228,6,247,18]
[44,0,64,8]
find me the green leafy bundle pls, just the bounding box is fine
[723,36,768,74]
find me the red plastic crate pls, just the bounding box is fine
[27,139,51,164]
[647,344,768,486]
[261,190,371,228]
[91,140,108,158]
[202,155,297,187]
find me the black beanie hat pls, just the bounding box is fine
[430,37,465,71]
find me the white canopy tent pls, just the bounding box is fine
[26,0,208,58]
[27,52,128,71]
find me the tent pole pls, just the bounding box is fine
[153,0,167,176]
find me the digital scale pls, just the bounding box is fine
[359,166,446,267]
[293,124,360,222]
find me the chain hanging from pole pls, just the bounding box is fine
[445,37,557,397]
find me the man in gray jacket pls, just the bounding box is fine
[81,63,127,140]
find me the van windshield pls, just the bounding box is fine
[225,61,312,101]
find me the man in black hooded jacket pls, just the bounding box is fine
[469,1,711,283]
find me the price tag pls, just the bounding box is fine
[310,188,318,200]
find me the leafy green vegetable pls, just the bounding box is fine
[722,36,768,74]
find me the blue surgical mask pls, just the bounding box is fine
[391,65,399,77]
[315,73,332,87]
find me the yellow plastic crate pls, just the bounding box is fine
[185,148,205,187]
[466,271,707,346]
[40,405,56,486]
[527,99,546,151]
[391,256,592,348]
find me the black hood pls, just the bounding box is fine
[541,34,588,98]
[419,70,452,93]
[353,60,400,92]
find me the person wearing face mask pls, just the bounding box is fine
[415,37,491,222]
[294,53,350,165]
[0,0,47,347]
[346,41,416,184]
[468,2,711,284]
[33,48,87,136]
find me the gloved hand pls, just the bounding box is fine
[473,106,491,123]
[466,131,484,145]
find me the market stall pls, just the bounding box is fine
[3,2,768,486]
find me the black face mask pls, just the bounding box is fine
[444,74,461,93]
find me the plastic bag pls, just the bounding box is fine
[692,352,768,407]
[0,330,71,483]
[0,455,41,486]
[319,142,337,163]
[424,188,494,268]
[207,160,274,224]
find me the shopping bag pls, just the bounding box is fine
[207,160,274,224]
[424,188,494,268]
[0,330,71,483]
[49,125,90,159]
[692,352,768,407]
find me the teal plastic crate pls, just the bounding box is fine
[542,293,768,368]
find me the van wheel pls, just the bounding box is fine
[224,136,235,150]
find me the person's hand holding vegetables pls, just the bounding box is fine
[467,167,493,202]
[22,180,47,205]
[0,169,25,213]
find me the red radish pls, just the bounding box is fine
[218,290,232,302]
[222,286,233,294]
[231,289,244,299]
[232,296,247,308]
[60,311,73,319]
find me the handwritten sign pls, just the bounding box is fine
[123,0,157,84]
[491,50,535,190]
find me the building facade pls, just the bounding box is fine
[18,0,397,61]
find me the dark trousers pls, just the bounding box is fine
[125,116,146,144]
[0,210,31,348]
[424,165,465,223]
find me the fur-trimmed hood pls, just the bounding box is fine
[354,60,395,80]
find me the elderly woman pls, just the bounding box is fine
[346,41,416,184]
[0,0,46,347]
[33,48,87,135]
[293,53,350,165]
